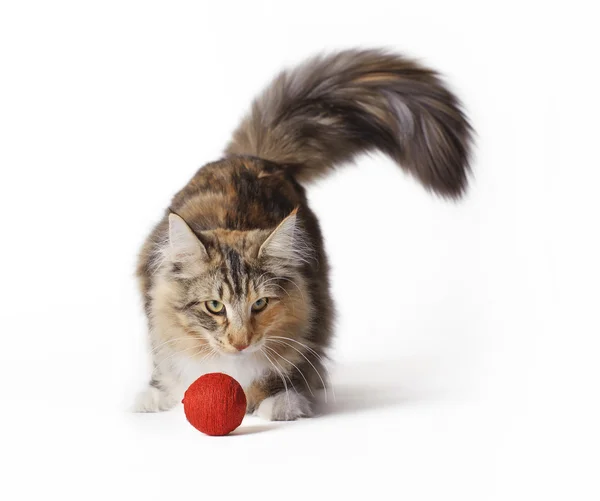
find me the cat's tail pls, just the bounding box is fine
[225,49,473,198]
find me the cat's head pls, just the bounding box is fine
[150,210,313,357]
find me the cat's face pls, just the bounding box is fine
[150,212,312,359]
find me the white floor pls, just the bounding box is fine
[2,302,597,500]
[1,1,599,499]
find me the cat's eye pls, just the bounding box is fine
[205,300,225,314]
[251,297,269,312]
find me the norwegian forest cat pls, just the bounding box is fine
[134,49,472,420]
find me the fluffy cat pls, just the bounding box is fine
[134,49,472,420]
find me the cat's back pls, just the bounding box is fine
[170,156,307,232]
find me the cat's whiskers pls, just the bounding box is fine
[263,349,299,396]
[263,345,314,397]
[260,348,292,407]
[274,277,306,302]
[267,337,332,403]
[151,344,212,378]
[253,272,272,289]
[262,282,292,300]
[269,335,327,364]
[200,347,219,364]
[257,279,299,315]
[262,282,298,315]
[148,335,208,356]
[258,276,306,303]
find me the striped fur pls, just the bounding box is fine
[227,49,472,197]
[134,49,472,420]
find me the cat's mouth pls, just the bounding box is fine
[214,340,264,357]
[237,343,263,355]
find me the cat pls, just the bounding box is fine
[134,49,472,420]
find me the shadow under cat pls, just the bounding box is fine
[312,357,452,418]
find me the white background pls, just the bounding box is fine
[1,1,598,499]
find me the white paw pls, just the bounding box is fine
[132,386,179,413]
[256,392,312,421]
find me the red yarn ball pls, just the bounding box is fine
[182,373,247,436]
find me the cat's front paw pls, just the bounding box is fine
[133,386,179,413]
[256,392,312,421]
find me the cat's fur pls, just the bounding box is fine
[134,49,472,420]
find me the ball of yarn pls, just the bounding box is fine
[182,373,247,436]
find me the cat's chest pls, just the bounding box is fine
[173,352,269,390]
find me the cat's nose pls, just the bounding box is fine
[232,342,249,352]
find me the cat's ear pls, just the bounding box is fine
[258,209,312,265]
[168,213,208,261]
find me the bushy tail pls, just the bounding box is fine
[225,49,473,198]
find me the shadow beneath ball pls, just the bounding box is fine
[228,423,280,436]
[313,357,449,417]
